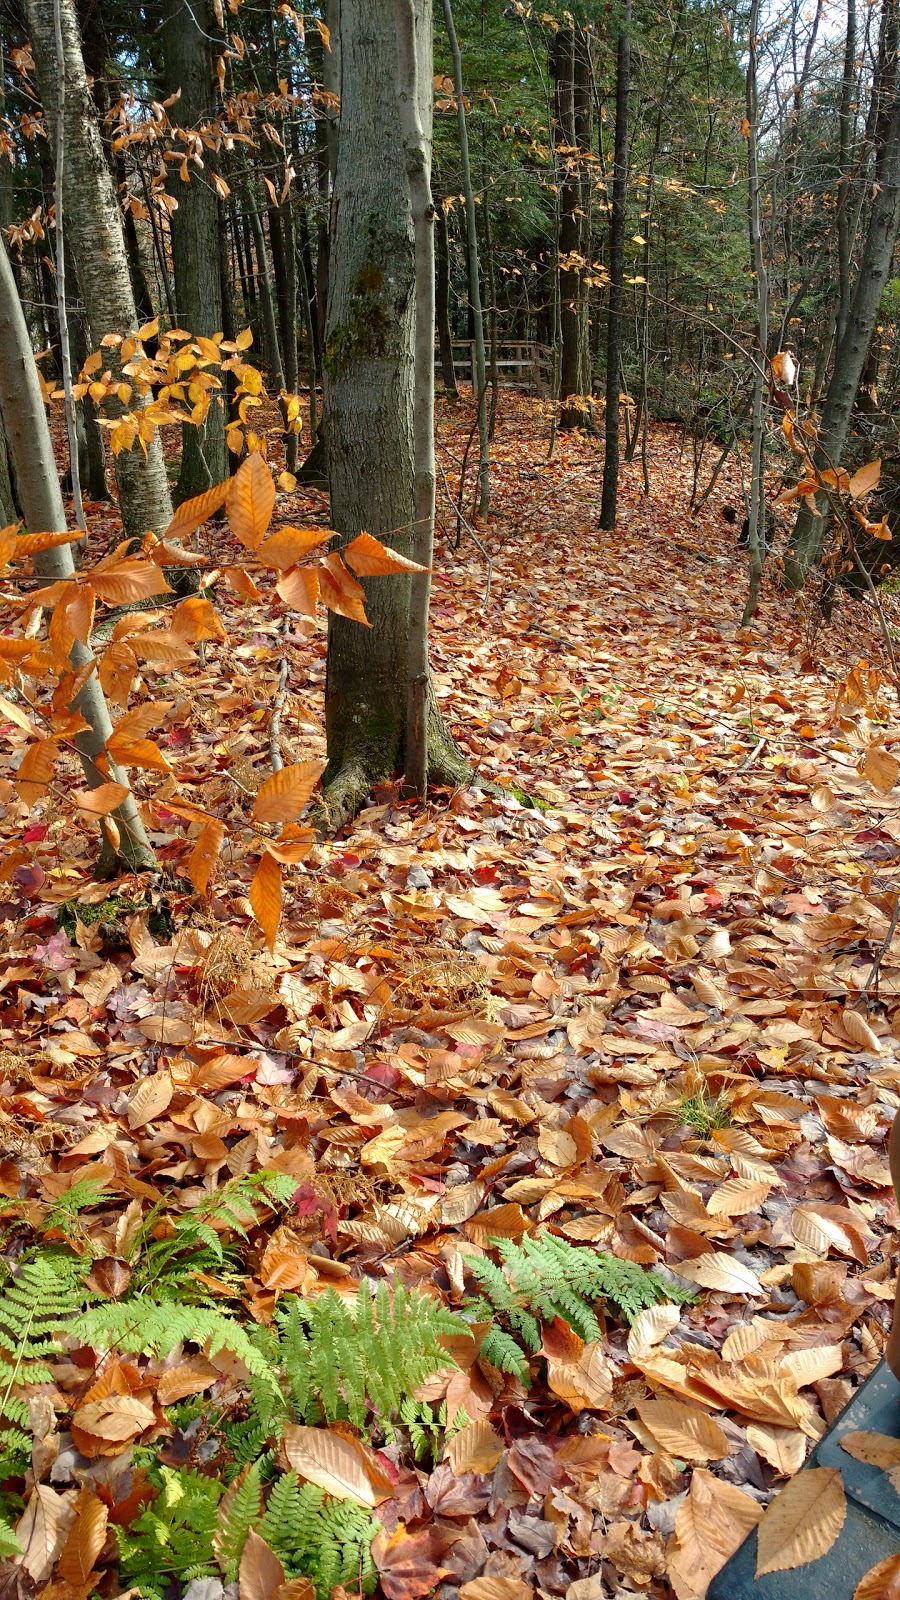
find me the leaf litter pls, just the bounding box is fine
[2,393,900,1598]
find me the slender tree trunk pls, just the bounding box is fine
[836,0,858,347]
[322,0,468,828]
[442,0,489,517]
[248,203,284,386]
[599,0,631,530]
[162,0,227,502]
[786,38,900,585]
[742,0,769,625]
[435,195,459,399]
[25,0,173,540]
[0,238,156,873]
[554,25,592,430]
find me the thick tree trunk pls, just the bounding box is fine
[0,239,156,874]
[554,26,592,431]
[322,0,468,828]
[742,0,769,626]
[162,0,227,502]
[25,0,173,541]
[786,70,900,585]
[599,0,632,529]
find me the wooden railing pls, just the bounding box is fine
[437,340,554,396]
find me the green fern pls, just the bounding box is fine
[216,1458,264,1580]
[128,1171,298,1295]
[274,1282,462,1429]
[0,1253,84,1431]
[464,1233,692,1384]
[0,1514,23,1559]
[39,1178,114,1239]
[258,1472,379,1599]
[117,1466,221,1600]
[73,1296,282,1398]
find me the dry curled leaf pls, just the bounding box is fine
[755,1466,846,1576]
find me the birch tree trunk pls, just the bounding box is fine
[322,0,468,828]
[25,0,173,541]
[0,239,156,874]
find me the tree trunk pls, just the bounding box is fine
[742,0,769,626]
[162,0,227,502]
[786,50,900,586]
[435,195,459,399]
[836,0,858,347]
[554,25,592,430]
[0,238,156,874]
[322,0,468,828]
[599,0,631,529]
[25,0,173,541]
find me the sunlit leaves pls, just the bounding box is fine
[251,761,325,826]
[226,451,276,550]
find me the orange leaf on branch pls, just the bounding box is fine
[251,761,325,825]
[344,530,430,576]
[249,849,282,950]
[277,565,319,615]
[73,782,131,817]
[226,451,276,551]
[257,525,332,568]
[318,553,370,624]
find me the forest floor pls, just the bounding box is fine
[3,391,900,1599]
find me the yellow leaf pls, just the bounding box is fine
[746,1423,807,1477]
[864,744,899,794]
[277,564,319,614]
[73,782,131,817]
[257,525,332,568]
[164,478,230,542]
[848,458,881,500]
[249,850,282,951]
[343,530,430,576]
[676,1251,765,1296]
[755,1466,846,1576]
[252,760,324,825]
[226,451,275,550]
[14,528,83,558]
[91,561,172,605]
[188,818,225,896]
[138,317,159,341]
[636,1396,729,1463]
[318,553,369,624]
[236,327,254,350]
[16,739,58,803]
[445,1420,504,1476]
[278,470,297,491]
[667,1468,762,1600]
[109,739,171,774]
[171,595,226,642]
[0,523,18,568]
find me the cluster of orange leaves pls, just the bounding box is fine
[0,448,425,946]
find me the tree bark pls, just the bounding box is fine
[786,35,900,586]
[0,237,156,874]
[322,0,468,828]
[162,0,227,502]
[599,0,631,529]
[25,0,173,541]
[435,195,459,399]
[554,25,592,430]
[742,0,769,626]
[442,0,489,516]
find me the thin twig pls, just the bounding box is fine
[269,657,289,773]
[437,458,492,606]
[861,895,900,1002]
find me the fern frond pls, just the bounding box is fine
[0,1252,84,1427]
[463,1232,691,1388]
[73,1296,282,1397]
[258,1473,379,1599]
[273,1284,463,1428]
[216,1458,264,1580]
[118,1466,221,1597]
[0,1514,23,1559]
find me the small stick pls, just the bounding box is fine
[862,895,900,1002]
[269,658,289,773]
[738,736,767,772]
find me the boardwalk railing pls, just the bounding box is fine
[438,340,554,396]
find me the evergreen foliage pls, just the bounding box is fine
[258,1472,379,1598]
[117,1466,222,1600]
[464,1232,692,1382]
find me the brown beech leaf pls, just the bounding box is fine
[636,1397,729,1463]
[755,1466,846,1576]
[239,1529,285,1600]
[864,744,899,795]
[854,1555,900,1599]
[56,1489,107,1585]
[840,1430,900,1469]
[283,1425,389,1506]
[445,1419,504,1476]
[15,1486,77,1583]
[251,760,325,824]
[343,531,429,576]
[372,1524,451,1600]
[226,451,275,550]
[71,1394,156,1446]
[164,477,230,542]
[72,782,130,817]
[666,1468,762,1600]
[459,1582,533,1600]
